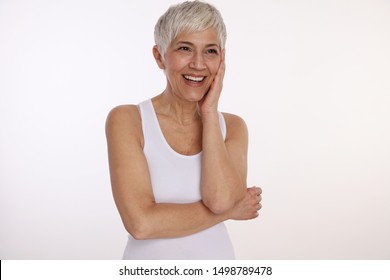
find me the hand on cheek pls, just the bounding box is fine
[199,55,225,115]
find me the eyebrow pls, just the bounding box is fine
[176,41,220,48]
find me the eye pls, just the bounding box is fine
[178,46,191,51]
[206,48,219,55]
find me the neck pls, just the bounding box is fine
[153,90,201,126]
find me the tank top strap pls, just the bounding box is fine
[138,99,165,155]
[138,99,158,141]
[218,111,227,141]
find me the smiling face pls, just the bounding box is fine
[154,28,223,102]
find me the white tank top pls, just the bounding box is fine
[122,99,235,260]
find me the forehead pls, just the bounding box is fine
[172,28,219,47]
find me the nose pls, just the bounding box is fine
[189,52,206,70]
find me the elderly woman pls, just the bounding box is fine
[106,0,262,259]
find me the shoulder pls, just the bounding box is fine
[221,112,248,143]
[221,112,248,133]
[220,112,248,155]
[106,104,140,124]
[105,104,143,145]
[106,104,141,132]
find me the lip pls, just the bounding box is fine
[182,74,207,87]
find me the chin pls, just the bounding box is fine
[183,90,208,102]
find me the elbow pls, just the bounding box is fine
[203,198,235,215]
[202,186,246,215]
[128,227,147,241]
[209,204,233,215]
[123,218,151,240]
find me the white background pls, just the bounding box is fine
[1,0,389,259]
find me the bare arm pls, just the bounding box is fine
[106,105,238,240]
[200,112,248,214]
[199,58,248,214]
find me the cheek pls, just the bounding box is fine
[209,66,219,79]
[167,63,188,79]
[166,53,190,68]
[208,59,221,75]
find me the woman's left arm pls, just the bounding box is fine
[199,58,248,214]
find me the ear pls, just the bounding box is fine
[153,45,165,70]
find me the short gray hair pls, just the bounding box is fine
[154,0,227,57]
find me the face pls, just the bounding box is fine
[154,28,223,102]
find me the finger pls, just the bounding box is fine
[248,187,259,197]
[249,186,262,194]
[212,58,225,83]
[218,59,225,81]
[206,60,224,97]
[249,187,261,197]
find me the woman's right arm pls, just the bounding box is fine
[105,105,260,240]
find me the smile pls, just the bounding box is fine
[183,75,206,82]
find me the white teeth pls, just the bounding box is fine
[184,75,205,82]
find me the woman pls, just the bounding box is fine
[106,0,262,259]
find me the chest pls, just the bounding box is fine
[157,115,203,156]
